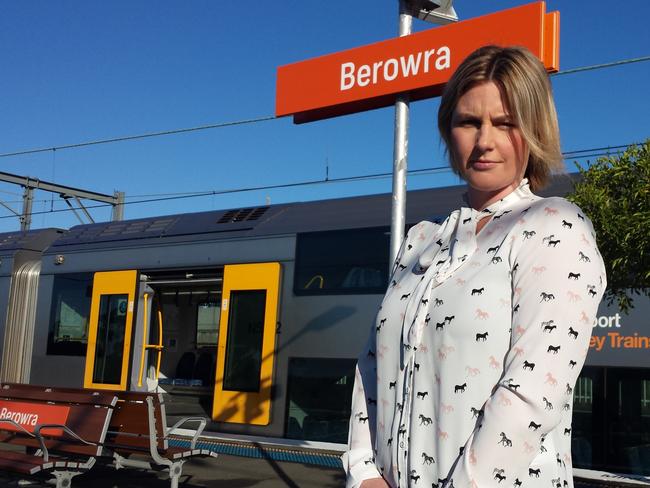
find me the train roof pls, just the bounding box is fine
[47,174,579,252]
[0,228,64,256]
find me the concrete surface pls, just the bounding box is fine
[0,452,345,488]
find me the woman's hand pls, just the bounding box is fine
[360,478,390,488]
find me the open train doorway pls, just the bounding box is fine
[144,268,223,423]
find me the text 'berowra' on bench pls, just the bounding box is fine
[0,383,117,487]
[2,383,218,488]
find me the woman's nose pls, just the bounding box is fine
[476,124,495,151]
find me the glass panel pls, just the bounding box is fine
[572,370,600,470]
[196,301,220,346]
[222,290,266,392]
[47,273,93,356]
[285,358,356,443]
[605,369,650,475]
[92,294,128,384]
[643,380,650,416]
[294,227,391,295]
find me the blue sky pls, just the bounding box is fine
[0,1,648,233]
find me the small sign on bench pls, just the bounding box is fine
[0,400,70,435]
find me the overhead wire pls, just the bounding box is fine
[0,53,647,222]
[552,55,650,77]
[0,56,647,160]
[114,141,642,199]
[0,137,641,221]
[0,164,452,220]
[0,116,278,158]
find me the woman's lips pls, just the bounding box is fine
[471,160,498,170]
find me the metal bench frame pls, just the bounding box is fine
[0,388,116,488]
[111,395,209,488]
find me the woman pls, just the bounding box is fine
[342,45,606,488]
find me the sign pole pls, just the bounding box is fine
[390,0,413,270]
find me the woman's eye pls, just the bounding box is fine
[459,119,479,127]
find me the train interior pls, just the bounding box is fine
[144,268,223,422]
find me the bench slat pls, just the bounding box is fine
[0,449,54,474]
[0,384,116,407]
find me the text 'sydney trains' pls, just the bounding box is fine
[0,175,648,479]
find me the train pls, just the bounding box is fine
[0,174,648,481]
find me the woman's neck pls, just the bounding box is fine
[466,181,522,211]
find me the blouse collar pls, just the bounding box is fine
[462,178,532,220]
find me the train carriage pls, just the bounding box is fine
[0,228,63,382]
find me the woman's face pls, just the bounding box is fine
[450,81,528,210]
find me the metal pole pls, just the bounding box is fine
[389,0,412,270]
[20,186,34,232]
[112,191,125,221]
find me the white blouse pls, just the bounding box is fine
[342,180,606,488]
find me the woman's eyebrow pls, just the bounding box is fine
[452,111,478,119]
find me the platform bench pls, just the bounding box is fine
[2,384,217,488]
[105,390,216,488]
[0,384,117,487]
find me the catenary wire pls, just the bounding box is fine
[0,57,647,160]
[0,141,639,212]
[0,137,641,220]
[99,141,645,199]
[552,55,650,77]
[0,116,277,158]
[0,165,452,219]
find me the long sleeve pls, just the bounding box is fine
[342,341,382,488]
[446,198,606,487]
[342,232,413,488]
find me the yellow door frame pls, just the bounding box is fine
[212,262,281,425]
[83,270,138,391]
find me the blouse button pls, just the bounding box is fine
[399,441,405,448]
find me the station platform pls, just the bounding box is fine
[0,435,648,487]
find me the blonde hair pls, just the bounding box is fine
[438,45,563,191]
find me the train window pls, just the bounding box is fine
[196,301,220,346]
[294,227,390,295]
[604,368,650,475]
[285,358,356,443]
[47,273,93,356]
[572,367,650,476]
[572,367,604,470]
[92,294,128,384]
[222,290,266,392]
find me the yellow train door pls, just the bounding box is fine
[83,270,138,391]
[212,263,281,425]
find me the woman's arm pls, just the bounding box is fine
[342,230,415,488]
[342,352,383,488]
[446,198,606,486]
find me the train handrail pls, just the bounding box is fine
[304,274,324,289]
[138,293,165,387]
[155,308,163,379]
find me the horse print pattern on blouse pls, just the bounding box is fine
[342,180,606,488]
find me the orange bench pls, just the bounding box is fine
[0,384,117,487]
[3,384,217,488]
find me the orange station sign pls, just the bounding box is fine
[276,2,559,123]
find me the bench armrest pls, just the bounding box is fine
[166,417,207,449]
[0,419,36,437]
[33,423,97,463]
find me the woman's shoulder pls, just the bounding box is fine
[514,195,599,251]
[522,196,590,225]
